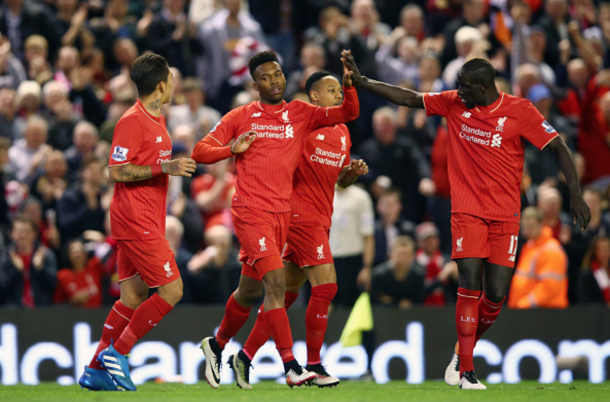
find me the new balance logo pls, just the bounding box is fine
[164,261,174,277]
[341,136,347,151]
[156,136,162,143]
[462,112,471,118]
[251,112,261,118]
[491,133,502,148]
[456,237,463,252]
[259,237,268,252]
[508,255,516,262]
[148,320,157,327]
[316,134,325,140]
[286,124,294,138]
[496,116,507,132]
[282,110,289,122]
[104,324,114,330]
[317,244,325,259]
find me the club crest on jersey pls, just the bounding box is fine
[317,245,325,259]
[164,261,174,277]
[496,116,507,132]
[282,110,290,123]
[456,237,464,252]
[259,237,268,252]
[541,120,556,133]
[341,136,347,151]
[111,145,129,162]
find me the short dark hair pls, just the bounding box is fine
[182,77,203,93]
[12,214,39,235]
[380,187,403,201]
[305,70,334,100]
[248,51,280,79]
[460,58,496,86]
[130,53,170,97]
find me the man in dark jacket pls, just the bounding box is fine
[0,214,57,306]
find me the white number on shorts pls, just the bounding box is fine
[508,235,518,257]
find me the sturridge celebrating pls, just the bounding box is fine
[191,52,359,388]
[341,51,590,389]
[78,54,196,391]
[229,71,368,389]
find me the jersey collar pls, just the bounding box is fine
[256,100,288,114]
[136,99,162,125]
[475,92,504,114]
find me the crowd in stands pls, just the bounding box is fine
[0,0,609,309]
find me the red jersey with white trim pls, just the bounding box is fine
[108,100,172,240]
[291,124,351,227]
[423,91,558,222]
[206,86,358,212]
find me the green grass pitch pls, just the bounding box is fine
[1,381,609,402]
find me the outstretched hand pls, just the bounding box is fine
[341,49,362,85]
[348,159,369,176]
[570,195,591,231]
[231,131,257,155]
[162,158,197,177]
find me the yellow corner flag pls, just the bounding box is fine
[339,292,374,348]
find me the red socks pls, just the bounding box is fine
[89,300,134,369]
[475,293,504,343]
[306,283,337,365]
[243,292,299,360]
[215,293,252,350]
[114,293,174,355]
[265,308,294,362]
[456,287,481,375]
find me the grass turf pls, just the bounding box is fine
[1,381,608,402]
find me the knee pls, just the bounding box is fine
[121,289,148,309]
[484,284,509,304]
[263,270,286,297]
[236,283,263,305]
[311,283,338,303]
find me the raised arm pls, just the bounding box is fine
[341,50,424,109]
[109,159,197,183]
[191,132,256,164]
[545,136,591,230]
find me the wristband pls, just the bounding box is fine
[151,164,164,176]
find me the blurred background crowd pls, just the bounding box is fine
[0,0,609,310]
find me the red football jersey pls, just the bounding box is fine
[423,91,558,222]
[205,86,358,212]
[291,124,351,227]
[108,100,172,239]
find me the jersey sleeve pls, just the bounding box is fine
[343,125,352,168]
[206,106,243,145]
[109,115,143,166]
[423,91,456,118]
[519,102,559,150]
[308,86,360,130]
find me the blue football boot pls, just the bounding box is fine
[97,342,137,391]
[78,366,119,391]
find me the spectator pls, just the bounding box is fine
[537,186,571,242]
[23,35,53,85]
[165,215,194,302]
[535,0,569,68]
[0,0,62,62]
[146,0,203,77]
[371,236,426,308]
[167,174,204,254]
[578,236,610,304]
[43,80,77,151]
[400,5,426,42]
[508,207,569,309]
[20,196,60,252]
[68,65,107,127]
[167,77,220,139]
[197,0,266,112]
[57,155,106,242]
[285,43,326,99]
[56,0,93,52]
[439,0,489,68]
[329,183,375,307]
[0,137,13,241]
[14,80,42,137]
[442,26,483,89]
[350,0,391,51]
[0,34,26,89]
[99,93,136,144]
[64,121,99,175]
[171,124,197,155]
[375,28,420,86]
[30,150,68,213]
[54,238,104,307]
[359,107,431,222]
[373,187,416,266]
[185,224,241,304]
[0,215,58,307]
[191,158,235,230]
[9,115,49,182]
[415,222,457,306]
[0,87,17,140]
[580,76,610,184]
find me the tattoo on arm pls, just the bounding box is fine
[147,99,162,111]
[111,164,153,182]
[162,161,181,175]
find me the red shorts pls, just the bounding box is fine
[283,223,334,268]
[117,238,180,288]
[232,207,290,281]
[451,213,520,268]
